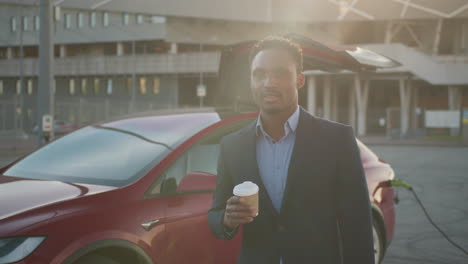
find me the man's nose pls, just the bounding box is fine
[263,74,279,87]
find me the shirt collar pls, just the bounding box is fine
[256,106,300,137]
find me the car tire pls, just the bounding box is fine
[373,219,385,264]
[73,254,119,264]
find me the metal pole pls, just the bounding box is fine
[38,0,54,146]
[199,43,203,108]
[129,40,136,113]
[19,5,25,132]
[433,19,443,55]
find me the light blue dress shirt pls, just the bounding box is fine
[255,106,299,213]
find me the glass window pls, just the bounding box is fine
[151,16,166,24]
[34,16,40,31]
[69,79,75,95]
[90,12,96,28]
[16,80,21,95]
[64,13,71,29]
[166,135,223,182]
[54,6,61,21]
[4,126,171,187]
[22,16,28,31]
[123,13,129,25]
[139,77,147,94]
[153,77,160,94]
[94,78,101,94]
[127,77,133,95]
[136,14,143,24]
[77,12,84,28]
[0,80,3,95]
[81,79,87,95]
[11,17,17,32]
[152,119,252,195]
[103,12,109,26]
[27,79,33,95]
[107,79,113,95]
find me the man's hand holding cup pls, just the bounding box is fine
[223,181,259,230]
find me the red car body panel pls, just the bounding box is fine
[0,111,394,264]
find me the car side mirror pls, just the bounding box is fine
[176,171,216,192]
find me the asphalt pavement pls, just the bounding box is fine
[370,145,468,264]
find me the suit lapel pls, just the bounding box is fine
[240,121,279,217]
[279,108,320,214]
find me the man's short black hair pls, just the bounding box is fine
[249,36,303,73]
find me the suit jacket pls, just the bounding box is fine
[208,108,375,264]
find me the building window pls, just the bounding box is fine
[123,13,129,25]
[77,12,84,28]
[107,79,113,95]
[27,109,33,120]
[81,79,87,95]
[127,77,133,95]
[90,12,96,28]
[69,79,75,95]
[16,80,21,95]
[34,16,40,31]
[22,16,29,31]
[64,13,72,29]
[139,77,147,94]
[11,17,17,32]
[27,79,33,95]
[94,78,101,94]
[151,16,166,24]
[136,14,143,24]
[0,80,3,95]
[103,12,109,26]
[54,6,61,21]
[53,79,56,94]
[153,77,160,94]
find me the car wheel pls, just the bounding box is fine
[373,220,384,264]
[73,254,119,264]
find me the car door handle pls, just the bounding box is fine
[141,219,160,231]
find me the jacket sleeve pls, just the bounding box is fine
[336,127,375,264]
[207,138,239,240]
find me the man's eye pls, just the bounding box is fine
[273,70,288,78]
[253,71,266,79]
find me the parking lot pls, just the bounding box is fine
[370,145,468,264]
[1,145,467,263]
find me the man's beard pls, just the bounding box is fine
[261,105,284,114]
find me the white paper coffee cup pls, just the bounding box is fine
[233,181,259,216]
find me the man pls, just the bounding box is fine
[208,36,374,264]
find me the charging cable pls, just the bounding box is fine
[381,179,468,256]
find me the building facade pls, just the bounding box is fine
[0,0,467,137]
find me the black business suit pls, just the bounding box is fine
[208,107,374,264]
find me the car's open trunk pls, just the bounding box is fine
[214,34,400,110]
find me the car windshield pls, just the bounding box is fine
[3,126,171,187]
[4,112,222,187]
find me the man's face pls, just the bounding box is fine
[250,48,304,115]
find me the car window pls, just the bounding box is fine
[4,126,171,187]
[164,142,220,185]
[147,118,253,196]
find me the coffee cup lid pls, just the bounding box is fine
[233,181,259,196]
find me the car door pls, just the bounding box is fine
[152,119,251,264]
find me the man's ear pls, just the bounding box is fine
[297,73,305,90]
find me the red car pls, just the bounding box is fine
[0,109,395,264]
